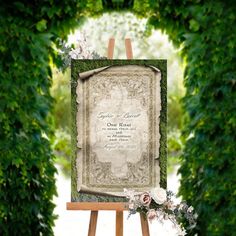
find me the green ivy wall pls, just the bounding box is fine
[0,1,84,235]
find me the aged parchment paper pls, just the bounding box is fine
[76,65,161,197]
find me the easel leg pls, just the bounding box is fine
[88,211,98,236]
[140,213,150,236]
[116,211,123,236]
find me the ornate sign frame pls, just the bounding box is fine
[71,60,167,202]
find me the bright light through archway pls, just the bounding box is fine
[68,12,184,93]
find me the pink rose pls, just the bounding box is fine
[140,192,152,206]
[147,209,157,222]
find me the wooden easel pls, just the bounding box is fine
[67,38,150,236]
[107,38,133,59]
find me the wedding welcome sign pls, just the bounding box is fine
[71,60,167,202]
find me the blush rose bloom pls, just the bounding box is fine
[150,187,167,205]
[147,209,157,222]
[139,192,152,206]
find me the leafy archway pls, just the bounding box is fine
[1,1,235,235]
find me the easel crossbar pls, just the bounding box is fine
[67,202,128,211]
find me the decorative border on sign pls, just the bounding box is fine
[84,69,153,189]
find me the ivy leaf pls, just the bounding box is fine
[189,19,200,32]
[12,158,23,168]
[36,19,47,32]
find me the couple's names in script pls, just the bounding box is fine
[97,112,141,120]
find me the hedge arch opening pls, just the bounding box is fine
[1,1,235,236]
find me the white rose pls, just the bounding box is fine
[150,187,167,205]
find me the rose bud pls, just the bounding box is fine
[147,209,157,222]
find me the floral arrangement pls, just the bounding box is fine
[58,33,105,71]
[124,187,197,236]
